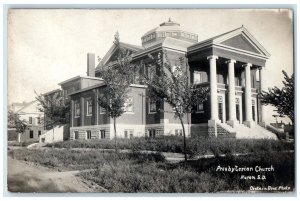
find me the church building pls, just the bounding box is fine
[46,19,277,140]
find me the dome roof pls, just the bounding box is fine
[141,18,198,47]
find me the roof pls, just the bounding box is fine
[142,19,195,37]
[58,75,104,86]
[42,89,61,96]
[188,26,271,58]
[68,82,106,96]
[96,41,144,69]
[69,83,147,96]
[15,100,41,114]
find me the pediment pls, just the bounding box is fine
[220,34,261,54]
[100,42,144,67]
[107,48,134,64]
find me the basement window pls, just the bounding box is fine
[175,129,183,136]
[86,130,92,139]
[124,129,134,139]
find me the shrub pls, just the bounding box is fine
[45,136,294,158]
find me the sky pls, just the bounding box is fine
[7,9,293,123]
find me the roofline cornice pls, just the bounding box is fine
[187,43,269,60]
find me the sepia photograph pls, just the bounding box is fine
[6,8,295,194]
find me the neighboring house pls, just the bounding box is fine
[9,100,45,141]
[44,19,277,140]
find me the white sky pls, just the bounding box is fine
[8,9,293,123]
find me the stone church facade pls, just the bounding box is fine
[45,19,277,140]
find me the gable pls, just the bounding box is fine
[17,101,41,114]
[108,48,134,63]
[220,34,261,54]
[100,42,143,67]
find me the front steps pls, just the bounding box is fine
[234,124,278,139]
[216,123,278,140]
[197,122,278,139]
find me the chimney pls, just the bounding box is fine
[87,53,95,77]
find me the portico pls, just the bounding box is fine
[187,26,271,136]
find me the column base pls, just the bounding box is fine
[227,120,239,128]
[243,120,255,128]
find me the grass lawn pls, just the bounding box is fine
[8,146,294,192]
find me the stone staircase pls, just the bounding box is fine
[233,124,278,139]
[215,123,278,140]
[191,122,278,140]
[217,123,236,138]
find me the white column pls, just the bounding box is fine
[243,63,254,127]
[259,67,267,127]
[207,55,219,137]
[207,55,219,121]
[226,59,237,127]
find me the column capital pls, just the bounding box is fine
[225,59,236,64]
[242,63,252,68]
[207,55,218,60]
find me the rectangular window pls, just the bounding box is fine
[218,103,223,122]
[37,117,41,124]
[29,117,32,124]
[236,104,240,122]
[252,99,256,121]
[175,129,183,136]
[148,129,156,138]
[100,106,107,114]
[196,101,204,113]
[74,102,80,117]
[124,97,134,112]
[74,131,79,140]
[252,106,256,121]
[100,130,106,139]
[38,130,41,136]
[86,130,92,139]
[124,130,134,139]
[252,75,256,88]
[193,71,206,84]
[149,99,157,114]
[30,130,33,138]
[87,99,92,116]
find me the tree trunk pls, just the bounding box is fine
[18,133,21,143]
[179,115,187,165]
[113,117,118,153]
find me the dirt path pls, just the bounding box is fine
[7,157,107,193]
